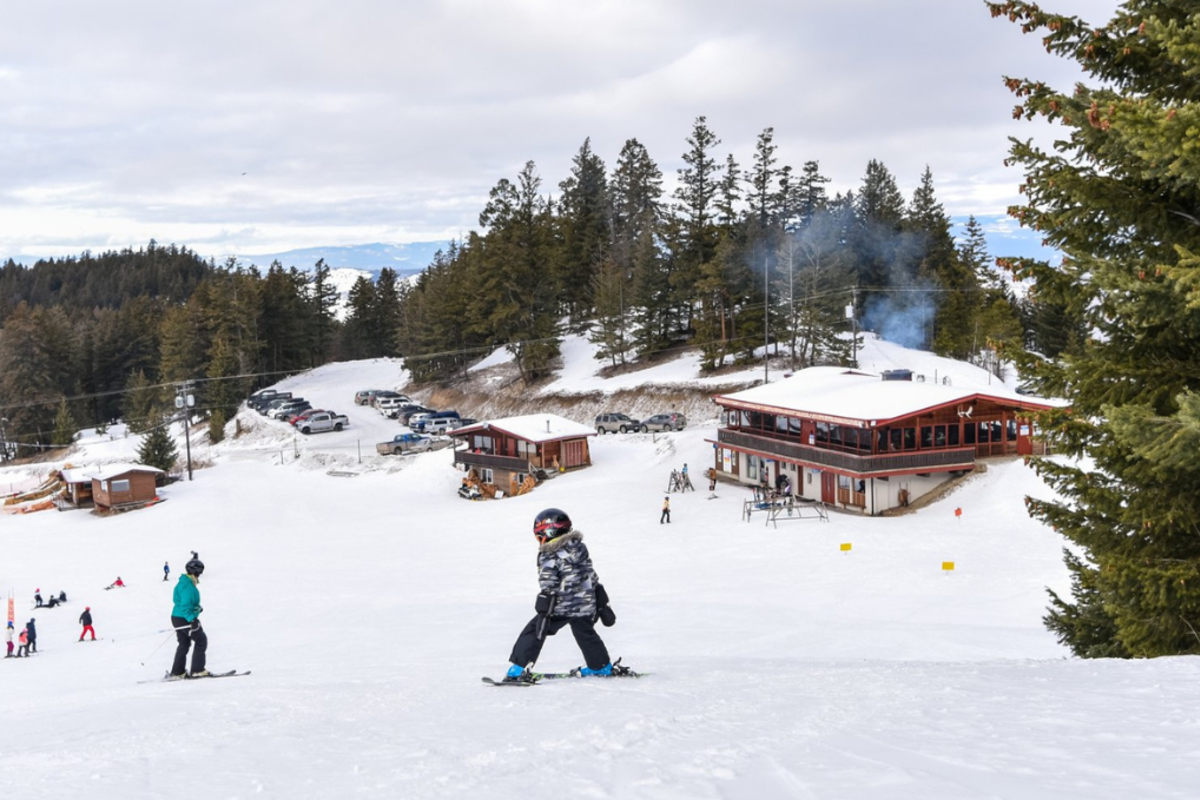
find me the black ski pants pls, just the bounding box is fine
[171,615,207,676]
[509,615,610,671]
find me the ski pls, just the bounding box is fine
[481,676,536,687]
[139,669,250,684]
[483,658,643,685]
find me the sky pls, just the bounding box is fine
[0,0,1120,263]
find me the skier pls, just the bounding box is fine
[26,618,37,653]
[16,628,29,657]
[106,577,125,590]
[58,590,67,603]
[79,606,96,641]
[503,508,615,683]
[163,561,170,582]
[34,589,43,607]
[707,467,717,493]
[169,557,209,679]
[5,621,13,658]
[660,497,670,524]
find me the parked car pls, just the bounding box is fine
[413,410,460,433]
[406,411,434,429]
[297,411,349,434]
[270,399,309,419]
[376,432,436,456]
[280,403,314,423]
[642,412,687,432]
[397,405,433,424]
[377,396,414,417]
[248,389,290,411]
[595,412,643,434]
[371,391,410,408]
[424,416,464,435]
[261,397,295,416]
[289,408,325,426]
[354,390,383,406]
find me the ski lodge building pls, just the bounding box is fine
[450,413,595,497]
[707,366,1061,515]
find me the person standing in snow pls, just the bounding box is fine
[163,561,170,582]
[34,589,43,608]
[26,618,37,653]
[169,557,208,679]
[660,497,671,524]
[79,607,96,641]
[503,508,615,682]
[16,628,29,657]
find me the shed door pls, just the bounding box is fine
[561,440,585,468]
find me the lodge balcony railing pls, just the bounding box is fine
[717,429,976,475]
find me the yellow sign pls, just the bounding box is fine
[942,561,955,571]
[840,543,852,552]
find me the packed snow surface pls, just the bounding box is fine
[2,337,1196,800]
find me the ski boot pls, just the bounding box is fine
[502,663,536,684]
[576,662,613,677]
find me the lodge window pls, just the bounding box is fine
[903,427,916,450]
[947,426,959,446]
[481,468,494,484]
[110,479,130,493]
[816,422,830,444]
[921,426,933,448]
[517,440,536,458]
[747,455,759,481]
[472,434,494,452]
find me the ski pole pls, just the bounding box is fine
[140,631,176,666]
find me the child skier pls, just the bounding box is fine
[660,497,671,524]
[26,618,37,653]
[106,577,125,590]
[79,606,96,641]
[16,628,29,657]
[163,561,170,582]
[503,508,616,683]
[34,589,43,607]
[169,557,208,678]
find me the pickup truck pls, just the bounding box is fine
[296,411,349,434]
[376,432,436,455]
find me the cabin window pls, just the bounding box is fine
[920,426,933,448]
[789,417,802,436]
[747,456,759,480]
[481,468,494,484]
[837,475,851,489]
[964,423,976,444]
[1007,419,1018,440]
[948,425,960,446]
[903,427,916,450]
[110,479,131,493]
[889,429,903,452]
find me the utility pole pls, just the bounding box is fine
[846,287,858,366]
[175,383,195,481]
[764,255,770,384]
[0,417,8,463]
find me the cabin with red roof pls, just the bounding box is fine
[708,367,1061,515]
[449,414,596,498]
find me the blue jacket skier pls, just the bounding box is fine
[504,508,616,682]
[169,557,208,678]
[26,618,37,653]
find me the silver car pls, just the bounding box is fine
[642,412,687,432]
[595,413,643,434]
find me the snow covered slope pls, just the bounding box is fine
[1,338,1194,800]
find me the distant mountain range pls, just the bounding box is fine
[229,241,449,278]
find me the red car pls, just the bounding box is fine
[286,406,319,425]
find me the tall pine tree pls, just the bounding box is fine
[990,0,1200,657]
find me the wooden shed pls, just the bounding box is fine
[89,463,165,511]
[449,414,596,497]
[58,466,96,508]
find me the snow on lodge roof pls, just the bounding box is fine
[452,414,596,444]
[714,366,1063,427]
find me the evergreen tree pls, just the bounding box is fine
[589,257,633,367]
[52,399,76,447]
[795,160,831,229]
[557,138,611,327]
[372,268,403,357]
[306,259,340,366]
[122,369,164,434]
[990,0,1200,656]
[137,423,179,474]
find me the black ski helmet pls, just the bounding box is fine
[533,508,572,543]
[185,558,205,577]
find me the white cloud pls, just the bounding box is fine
[0,0,1122,260]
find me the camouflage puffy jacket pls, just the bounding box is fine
[537,530,599,619]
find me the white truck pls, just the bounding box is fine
[296,411,349,434]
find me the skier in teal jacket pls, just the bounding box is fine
[169,556,208,678]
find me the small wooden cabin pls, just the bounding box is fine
[89,463,164,511]
[449,414,596,497]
